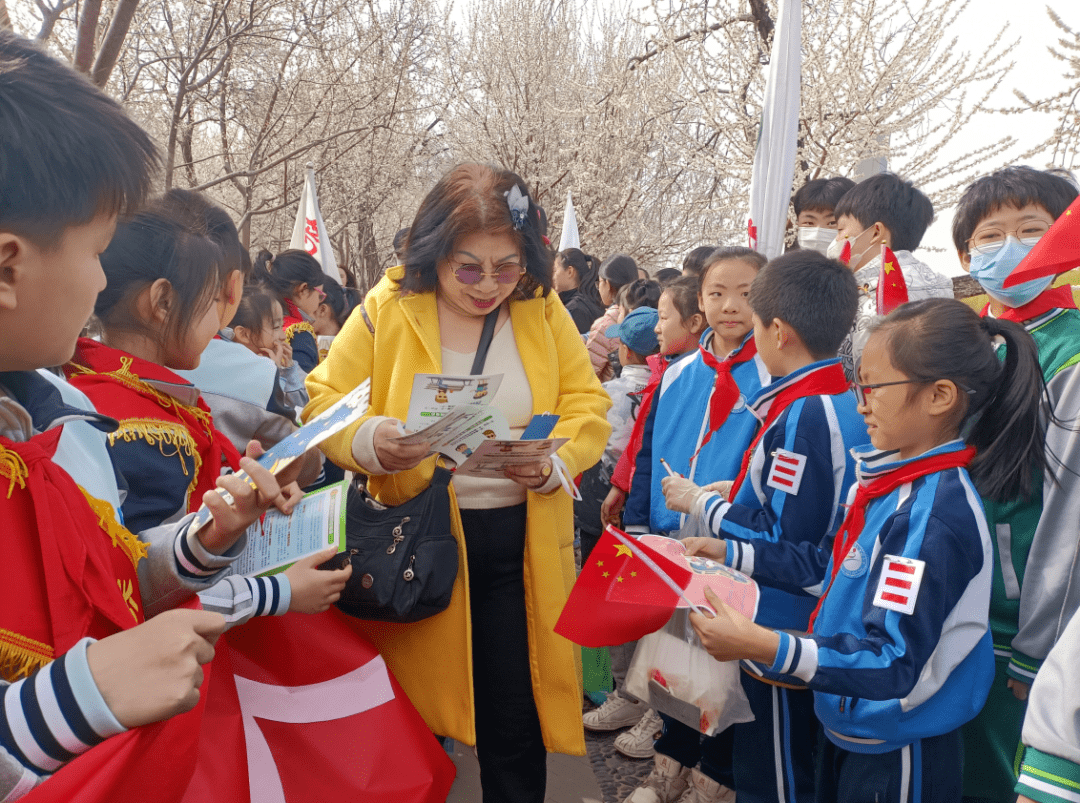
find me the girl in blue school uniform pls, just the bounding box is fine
[685,298,1048,802]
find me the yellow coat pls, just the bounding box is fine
[303,267,612,755]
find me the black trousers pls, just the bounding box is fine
[461,504,546,803]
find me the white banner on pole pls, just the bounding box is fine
[557,189,580,252]
[289,163,339,282]
[747,0,802,261]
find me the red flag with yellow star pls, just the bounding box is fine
[554,527,692,648]
[876,244,908,315]
[1004,194,1080,286]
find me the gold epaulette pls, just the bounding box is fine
[285,321,316,344]
[0,444,28,499]
[79,487,149,570]
[108,418,202,508]
[0,629,54,682]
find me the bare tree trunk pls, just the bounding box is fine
[74,0,103,74]
[91,0,140,87]
[0,0,12,30]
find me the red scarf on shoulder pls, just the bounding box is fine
[728,362,850,499]
[981,285,1077,323]
[807,446,976,631]
[691,335,758,460]
[0,431,145,681]
[65,339,241,513]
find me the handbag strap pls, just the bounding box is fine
[470,309,500,375]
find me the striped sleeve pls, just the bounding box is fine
[1016,747,1080,803]
[173,522,247,579]
[0,639,126,799]
[197,574,292,627]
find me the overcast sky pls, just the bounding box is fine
[894,1,1079,276]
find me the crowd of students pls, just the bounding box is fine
[3,26,1080,803]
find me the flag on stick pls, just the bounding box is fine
[289,163,340,282]
[876,244,908,314]
[746,0,802,260]
[554,526,694,648]
[1003,195,1080,286]
[558,189,580,252]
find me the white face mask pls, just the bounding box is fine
[826,226,873,267]
[798,226,837,255]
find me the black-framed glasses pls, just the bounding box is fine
[851,379,923,404]
[450,260,523,285]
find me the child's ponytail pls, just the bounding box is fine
[968,316,1048,500]
[877,298,1048,502]
[250,248,325,305]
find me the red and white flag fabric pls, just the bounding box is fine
[875,244,909,315]
[746,0,802,260]
[181,609,455,803]
[289,163,339,282]
[20,606,454,803]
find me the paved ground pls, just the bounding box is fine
[444,700,654,803]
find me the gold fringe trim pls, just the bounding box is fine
[78,356,214,436]
[285,321,316,344]
[79,487,150,570]
[0,444,29,499]
[108,418,202,508]
[0,629,54,682]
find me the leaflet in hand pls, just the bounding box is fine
[188,378,371,534]
[234,481,347,577]
[404,373,503,432]
[455,436,569,477]
[637,535,759,621]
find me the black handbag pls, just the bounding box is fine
[333,308,499,622]
[335,464,459,622]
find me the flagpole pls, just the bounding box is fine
[607,527,711,616]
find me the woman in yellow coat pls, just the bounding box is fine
[304,164,611,803]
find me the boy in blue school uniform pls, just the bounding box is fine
[663,250,866,803]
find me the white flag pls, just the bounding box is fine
[557,189,580,252]
[289,163,339,282]
[747,0,801,261]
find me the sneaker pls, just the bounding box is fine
[614,708,663,759]
[675,768,736,803]
[624,754,691,803]
[582,690,646,731]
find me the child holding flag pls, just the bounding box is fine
[826,173,953,380]
[950,166,1080,802]
[684,297,1047,802]
[661,250,867,803]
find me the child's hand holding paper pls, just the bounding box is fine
[285,546,353,614]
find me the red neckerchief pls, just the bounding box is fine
[283,297,304,326]
[728,362,850,499]
[981,285,1077,323]
[0,431,145,681]
[807,445,976,632]
[691,333,758,460]
[66,339,241,513]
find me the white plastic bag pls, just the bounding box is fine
[625,609,754,736]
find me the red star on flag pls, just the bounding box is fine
[876,244,908,314]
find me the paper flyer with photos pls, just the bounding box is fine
[234,481,348,577]
[404,373,503,432]
[456,437,569,477]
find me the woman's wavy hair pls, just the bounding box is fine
[395,163,552,298]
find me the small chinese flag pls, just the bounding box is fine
[554,527,692,648]
[838,239,852,266]
[876,244,908,314]
[1003,195,1080,286]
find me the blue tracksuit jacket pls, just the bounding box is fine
[766,441,995,753]
[624,330,769,534]
[699,359,866,634]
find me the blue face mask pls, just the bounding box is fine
[969,236,1053,308]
